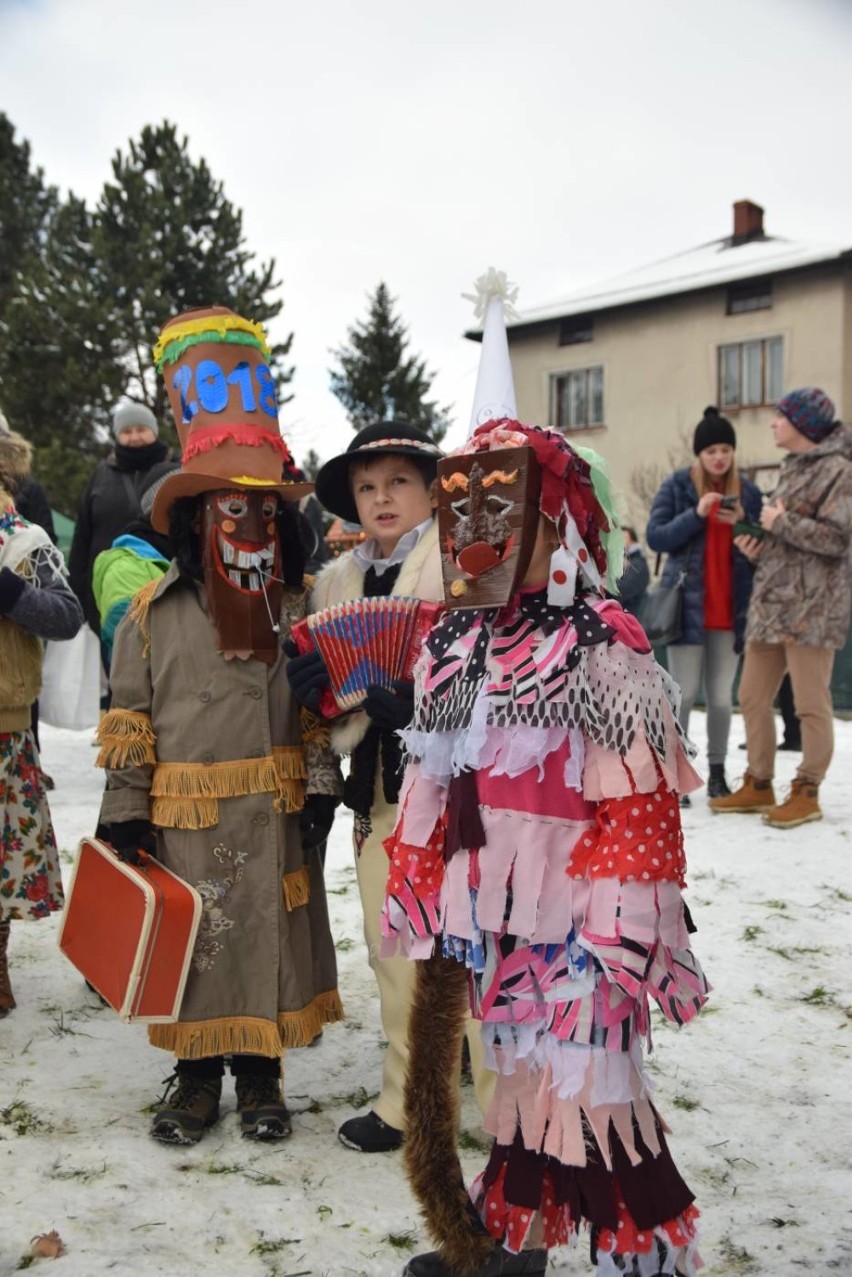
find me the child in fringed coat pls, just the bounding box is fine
[382,420,709,1277]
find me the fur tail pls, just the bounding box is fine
[404,951,494,1276]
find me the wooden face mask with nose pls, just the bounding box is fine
[437,446,542,610]
[201,488,283,664]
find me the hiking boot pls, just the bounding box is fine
[709,772,775,814]
[706,763,730,799]
[338,1110,403,1152]
[762,779,822,829]
[151,1073,221,1144]
[0,920,15,1016]
[679,794,691,809]
[404,1247,547,1277]
[235,1073,292,1140]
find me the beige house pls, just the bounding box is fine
[485,201,851,523]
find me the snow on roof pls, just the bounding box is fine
[507,234,851,329]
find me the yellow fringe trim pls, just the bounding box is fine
[282,866,311,911]
[128,579,160,658]
[152,314,271,366]
[151,795,219,829]
[96,710,157,769]
[148,991,344,1058]
[149,748,306,829]
[300,707,330,748]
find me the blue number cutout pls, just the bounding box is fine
[172,365,197,424]
[226,361,257,413]
[255,363,278,418]
[196,359,228,413]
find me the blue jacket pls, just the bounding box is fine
[646,467,762,652]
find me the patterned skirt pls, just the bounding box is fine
[0,730,64,922]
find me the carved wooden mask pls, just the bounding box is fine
[437,445,541,609]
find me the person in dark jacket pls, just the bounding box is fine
[616,524,650,618]
[68,402,169,635]
[647,407,762,800]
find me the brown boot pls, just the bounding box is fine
[709,771,775,814]
[762,779,822,829]
[151,1072,222,1144]
[0,920,15,1016]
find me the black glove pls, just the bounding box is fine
[362,680,415,732]
[0,566,26,615]
[105,818,157,866]
[299,793,339,851]
[285,644,331,712]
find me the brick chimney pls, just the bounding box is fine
[732,200,765,243]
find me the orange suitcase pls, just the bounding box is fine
[58,837,202,1023]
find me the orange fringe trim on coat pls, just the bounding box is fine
[127,579,160,657]
[96,710,157,769]
[147,990,344,1057]
[299,707,330,748]
[282,866,311,911]
[149,747,306,829]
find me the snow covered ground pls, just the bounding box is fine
[1,714,850,1276]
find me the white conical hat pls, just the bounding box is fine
[463,268,519,435]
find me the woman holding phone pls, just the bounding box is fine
[647,407,763,800]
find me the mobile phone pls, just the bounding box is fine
[719,495,737,510]
[733,520,765,541]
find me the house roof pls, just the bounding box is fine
[500,233,851,332]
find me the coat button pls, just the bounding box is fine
[249,686,263,700]
[253,812,269,826]
[199,690,212,704]
[201,751,214,765]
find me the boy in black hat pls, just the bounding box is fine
[288,422,492,1152]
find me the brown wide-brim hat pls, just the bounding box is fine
[315,420,443,524]
[150,454,312,533]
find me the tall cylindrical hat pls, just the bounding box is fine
[150,306,311,531]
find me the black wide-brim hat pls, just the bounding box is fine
[315,421,444,524]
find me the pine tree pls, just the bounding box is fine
[302,448,322,481]
[94,121,293,442]
[0,117,123,515]
[329,282,451,443]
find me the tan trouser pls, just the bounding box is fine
[739,640,836,785]
[355,787,494,1131]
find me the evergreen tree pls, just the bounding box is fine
[0,117,123,515]
[302,447,322,481]
[94,121,293,442]
[329,282,451,443]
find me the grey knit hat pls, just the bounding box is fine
[140,461,180,518]
[113,401,159,440]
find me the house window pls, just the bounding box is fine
[718,337,783,409]
[727,280,772,314]
[551,366,604,430]
[559,315,594,345]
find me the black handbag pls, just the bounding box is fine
[643,545,693,647]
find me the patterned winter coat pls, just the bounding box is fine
[745,425,852,649]
[646,467,763,652]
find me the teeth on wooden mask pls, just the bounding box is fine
[201,488,283,664]
[438,445,541,609]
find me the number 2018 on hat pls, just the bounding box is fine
[172,358,277,424]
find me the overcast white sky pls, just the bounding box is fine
[1,0,850,463]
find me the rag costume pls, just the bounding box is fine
[383,413,708,1274]
[97,308,342,1138]
[0,427,83,1014]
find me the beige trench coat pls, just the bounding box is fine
[98,562,343,1060]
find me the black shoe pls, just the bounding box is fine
[403,1247,547,1277]
[151,1074,221,1144]
[338,1109,403,1152]
[706,764,731,799]
[679,793,691,808]
[235,1073,292,1140]
[778,739,802,752]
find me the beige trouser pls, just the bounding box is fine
[739,640,836,785]
[355,786,494,1132]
